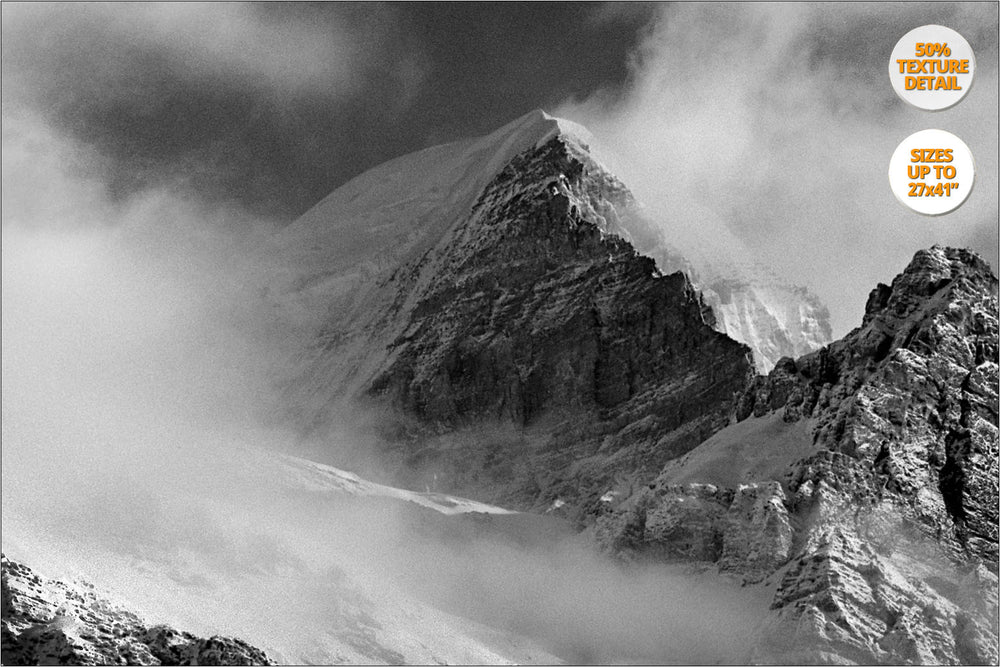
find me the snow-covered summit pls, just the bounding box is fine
[262,110,591,328]
[510,108,594,150]
[288,108,588,238]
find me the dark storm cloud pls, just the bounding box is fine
[2,2,648,221]
[1,2,425,219]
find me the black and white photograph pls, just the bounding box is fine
[2,2,998,664]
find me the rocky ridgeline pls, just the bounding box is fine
[647,245,834,374]
[1,555,273,666]
[365,136,753,512]
[596,246,998,664]
[741,246,998,563]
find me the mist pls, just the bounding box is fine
[555,2,999,337]
[3,108,770,663]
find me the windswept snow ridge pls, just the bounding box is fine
[275,454,517,516]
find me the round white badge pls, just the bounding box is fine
[889,25,975,111]
[888,129,975,216]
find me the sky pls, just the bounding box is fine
[2,1,997,335]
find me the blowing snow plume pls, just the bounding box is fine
[556,2,999,337]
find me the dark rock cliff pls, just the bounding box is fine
[361,136,753,512]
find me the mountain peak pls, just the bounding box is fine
[492,108,594,152]
[863,245,997,326]
[904,245,997,284]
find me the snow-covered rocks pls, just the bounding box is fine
[701,276,832,373]
[0,555,273,665]
[598,246,998,664]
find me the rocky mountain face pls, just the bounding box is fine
[739,246,998,563]
[266,110,837,509]
[1,555,273,665]
[634,243,834,374]
[596,246,999,664]
[701,275,832,373]
[5,105,996,665]
[367,136,755,510]
[271,111,754,513]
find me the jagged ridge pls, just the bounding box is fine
[595,246,999,664]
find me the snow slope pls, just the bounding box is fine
[1,449,556,665]
[704,276,832,373]
[2,445,769,665]
[655,411,816,489]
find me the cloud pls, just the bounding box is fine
[1,113,287,442]
[1,3,363,102]
[556,2,998,336]
[1,3,432,218]
[1,6,993,661]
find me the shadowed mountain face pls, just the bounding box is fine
[363,136,754,511]
[597,246,999,664]
[270,111,755,513]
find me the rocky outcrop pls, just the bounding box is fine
[594,483,732,563]
[594,481,792,583]
[748,250,998,663]
[597,246,999,664]
[718,481,793,581]
[741,246,998,564]
[1,555,273,666]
